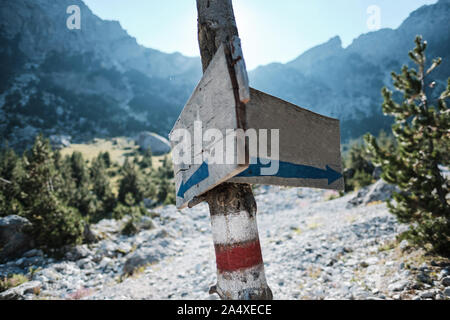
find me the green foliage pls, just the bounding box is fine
[113,193,147,225]
[100,152,111,168]
[365,36,450,256]
[119,194,147,236]
[67,152,99,218]
[138,149,153,169]
[342,131,396,192]
[0,144,18,181]
[345,142,373,173]
[89,154,116,222]
[17,135,85,248]
[112,203,130,221]
[0,274,28,293]
[70,152,89,188]
[157,156,175,180]
[121,218,139,236]
[154,156,176,205]
[118,159,145,205]
[352,170,374,190]
[342,140,375,192]
[157,178,175,205]
[0,144,23,217]
[0,133,177,250]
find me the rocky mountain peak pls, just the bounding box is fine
[0,0,201,150]
[288,36,343,73]
[0,0,200,79]
[249,0,449,141]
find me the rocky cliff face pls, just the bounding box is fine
[0,0,202,149]
[0,0,200,82]
[249,0,450,141]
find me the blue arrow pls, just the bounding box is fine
[177,162,210,198]
[236,159,342,185]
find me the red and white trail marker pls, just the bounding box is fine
[211,210,268,299]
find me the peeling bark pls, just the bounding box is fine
[197,0,239,72]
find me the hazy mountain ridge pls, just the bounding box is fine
[249,0,450,141]
[0,0,200,81]
[0,0,449,148]
[0,0,202,149]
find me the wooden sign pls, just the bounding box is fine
[170,43,343,209]
[230,88,344,191]
[169,44,250,209]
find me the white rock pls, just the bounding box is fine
[0,281,41,300]
[136,132,171,156]
[441,277,450,287]
[420,291,436,299]
[388,280,409,292]
[443,287,450,297]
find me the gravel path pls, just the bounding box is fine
[2,186,449,300]
[86,187,420,300]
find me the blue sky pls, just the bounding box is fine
[83,0,437,70]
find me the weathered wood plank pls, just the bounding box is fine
[169,44,249,209]
[229,88,344,191]
[230,36,250,104]
[169,45,344,210]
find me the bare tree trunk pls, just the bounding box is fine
[196,0,273,300]
[197,0,239,72]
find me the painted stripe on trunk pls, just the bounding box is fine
[211,211,259,245]
[216,264,268,298]
[215,240,263,272]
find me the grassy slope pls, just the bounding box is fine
[60,137,171,195]
[60,137,169,169]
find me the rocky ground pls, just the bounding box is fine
[1,182,449,300]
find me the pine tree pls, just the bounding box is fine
[153,156,175,205]
[139,148,153,169]
[90,154,116,220]
[90,155,108,199]
[156,156,174,180]
[53,154,78,207]
[2,155,26,217]
[19,135,84,248]
[157,178,176,205]
[101,151,112,168]
[118,158,144,204]
[346,142,374,174]
[70,152,89,188]
[365,36,450,256]
[344,141,375,191]
[0,191,6,214]
[0,144,18,182]
[0,145,20,216]
[68,151,96,217]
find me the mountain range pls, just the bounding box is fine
[0,0,449,150]
[249,0,450,139]
[0,0,201,149]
